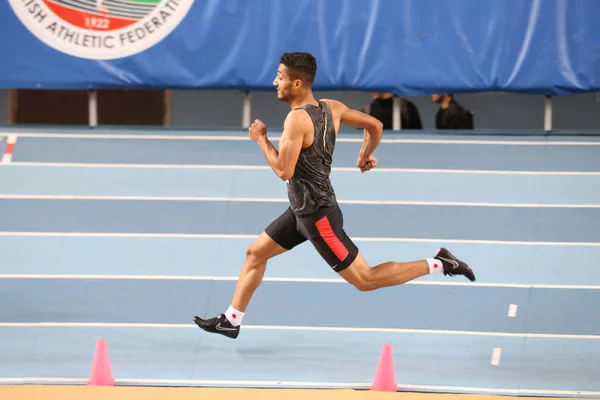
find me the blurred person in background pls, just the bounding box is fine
[431,94,474,130]
[366,93,423,130]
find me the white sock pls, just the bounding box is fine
[225,305,244,326]
[426,258,443,274]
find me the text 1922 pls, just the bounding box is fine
[85,17,110,30]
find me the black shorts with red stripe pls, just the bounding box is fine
[264,204,359,272]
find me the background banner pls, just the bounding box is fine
[1,0,599,95]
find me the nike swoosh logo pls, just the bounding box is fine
[439,256,459,269]
[216,323,238,331]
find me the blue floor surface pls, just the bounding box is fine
[0,128,599,397]
[1,236,599,286]
[1,199,599,242]
[11,136,600,172]
[2,279,600,335]
[2,166,600,205]
[2,327,599,392]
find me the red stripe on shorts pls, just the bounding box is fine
[315,216,349,261]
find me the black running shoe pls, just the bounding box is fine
[193,314,240,339]
[434,247,476,282]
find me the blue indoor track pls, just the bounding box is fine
[1,128,600,397]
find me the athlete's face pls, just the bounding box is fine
[273,64,300,102]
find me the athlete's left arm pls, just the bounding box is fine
[251,110,311,181]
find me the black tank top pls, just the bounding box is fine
[287,100,338,216]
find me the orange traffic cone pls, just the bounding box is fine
[88,338,114,386]
[370,343,397,392]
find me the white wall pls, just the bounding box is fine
[2,89,599,130]
[169,90,600,131]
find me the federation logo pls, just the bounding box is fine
[8,0,194,60]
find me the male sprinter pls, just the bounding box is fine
[194,52,475,339]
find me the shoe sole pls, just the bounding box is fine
[435,247,476,282]
[193,317,239,339]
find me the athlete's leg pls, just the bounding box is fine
[299,205,475,291]
[194,207,307,338]
[338,252,428,291]
[339,245,475,290]
[230,230,289,313]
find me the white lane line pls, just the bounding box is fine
[0,322,598,339]
[508,304,519,317]
[4,131,600,145]
[0,231,597,247]
[0,377,598,396]
[0,378,90,383]
[1,274,599,290]
[0,194,598,208]
[4,162,600,176]
[491,348,502,365]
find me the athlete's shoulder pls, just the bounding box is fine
[319,98,347,111]
[321,98,383,131]
[283,108,313,135]
[319,98,351,120]
[285,107,313,124]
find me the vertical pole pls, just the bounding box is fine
[7,89,17,125]
[392,95,401,130]
[544,95,552,131]
[243,91,252,128]
[88,89,98,128]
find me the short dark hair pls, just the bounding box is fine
[280,52,317,87]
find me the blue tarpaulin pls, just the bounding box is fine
[1,0,599,94]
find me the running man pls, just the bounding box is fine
[194,52,475,339]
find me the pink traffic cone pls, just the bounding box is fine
[88,338,114,386]
[370,344,397,392]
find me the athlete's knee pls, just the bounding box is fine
[244,236,278,266]
[351,281,374,292]
[352,272,377,292]
[339,253,377,291]
[245,242,266,265]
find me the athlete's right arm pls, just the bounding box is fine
[322,98,383,171]
[252,110,311,181]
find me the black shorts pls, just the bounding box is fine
[264,204,359,272]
